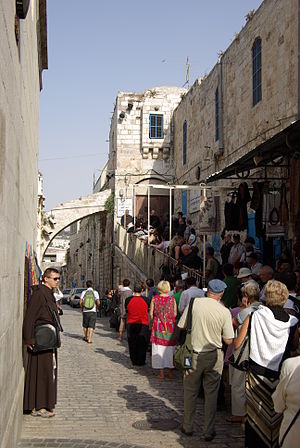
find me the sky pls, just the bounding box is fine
[39,0,263,211]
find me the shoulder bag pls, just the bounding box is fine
[33,298,63,353]
[173,297,196,370]
[228,314,252,371]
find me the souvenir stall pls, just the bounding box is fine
[206,121,300,268]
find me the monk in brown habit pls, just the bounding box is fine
[23,268,62,417]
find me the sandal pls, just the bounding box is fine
[155,374,164,381]
[30,409,39,417]
[37,410,55,418]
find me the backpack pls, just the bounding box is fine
[83,289,95,310]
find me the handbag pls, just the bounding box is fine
[173,297,196,370]
[33,324,61,352]
[228,314,252,371]
[33,298,63,353]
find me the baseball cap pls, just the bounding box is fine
[237,267,252,279]
[208,279,227,293]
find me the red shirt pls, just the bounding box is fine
[126,295,149,326]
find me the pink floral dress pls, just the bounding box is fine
[150,295,177,346]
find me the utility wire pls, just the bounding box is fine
[39,152,107,161]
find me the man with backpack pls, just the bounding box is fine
[80,280,100,344]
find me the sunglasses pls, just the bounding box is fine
[50,277,60,281]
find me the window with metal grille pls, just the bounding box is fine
[252,37,262,106]
[183,120,187,165]
[149,114,163,138]
[215,87,219,141]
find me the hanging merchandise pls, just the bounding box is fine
[279,184,289,226]
[224,191,240,231]
[262,188,285,238]
[250,182,261,211]
[289,157,300,234]
[252,181,269,238]
[269,185,280,225]
[236,182,251,231]
[24,242,42,308]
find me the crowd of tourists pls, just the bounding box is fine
[107,236,300,446]
[22,224,300,446]
[121,208,300,286]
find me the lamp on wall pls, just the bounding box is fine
[119,189,124,198]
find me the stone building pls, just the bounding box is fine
[105,87,186,285]
[173,0,300,263]
[104,86,186,224]
[0,1,47,446]
[42,230,70,272]
[66,87,186,291]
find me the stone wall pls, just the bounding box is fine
[173,0,298,234]
[0,1,45,446]
[66,212,113,294]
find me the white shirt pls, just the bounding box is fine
[250,262,263,275]
[272,357,300,448]
[178,286,205,314]
[228,243,244,265]
[80,288,99,312]
[53,289,63,303]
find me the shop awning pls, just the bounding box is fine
[206,119,300,183]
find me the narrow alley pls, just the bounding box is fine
[18,307,244,448]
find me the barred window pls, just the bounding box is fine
[183,120,187,165]
[252,37,262,106]
[215,87,219,141]
[149,114,163,139]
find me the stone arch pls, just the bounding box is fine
[39,190,111,263]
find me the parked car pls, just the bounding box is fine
[69,288,86,307]
[62,288,71,305]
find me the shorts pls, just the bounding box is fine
[82,312,97,329]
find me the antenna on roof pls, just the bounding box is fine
[182,56,190,88]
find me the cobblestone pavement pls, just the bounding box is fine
[18,306,244,448]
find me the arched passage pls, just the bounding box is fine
[38,190,111,263]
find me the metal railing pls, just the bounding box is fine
[115,224,203,284]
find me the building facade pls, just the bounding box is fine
[173,0,300,262]
[66,0,300,288]
[105,86,186,224]
[66,87,186,291]
[0,1,47,446]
